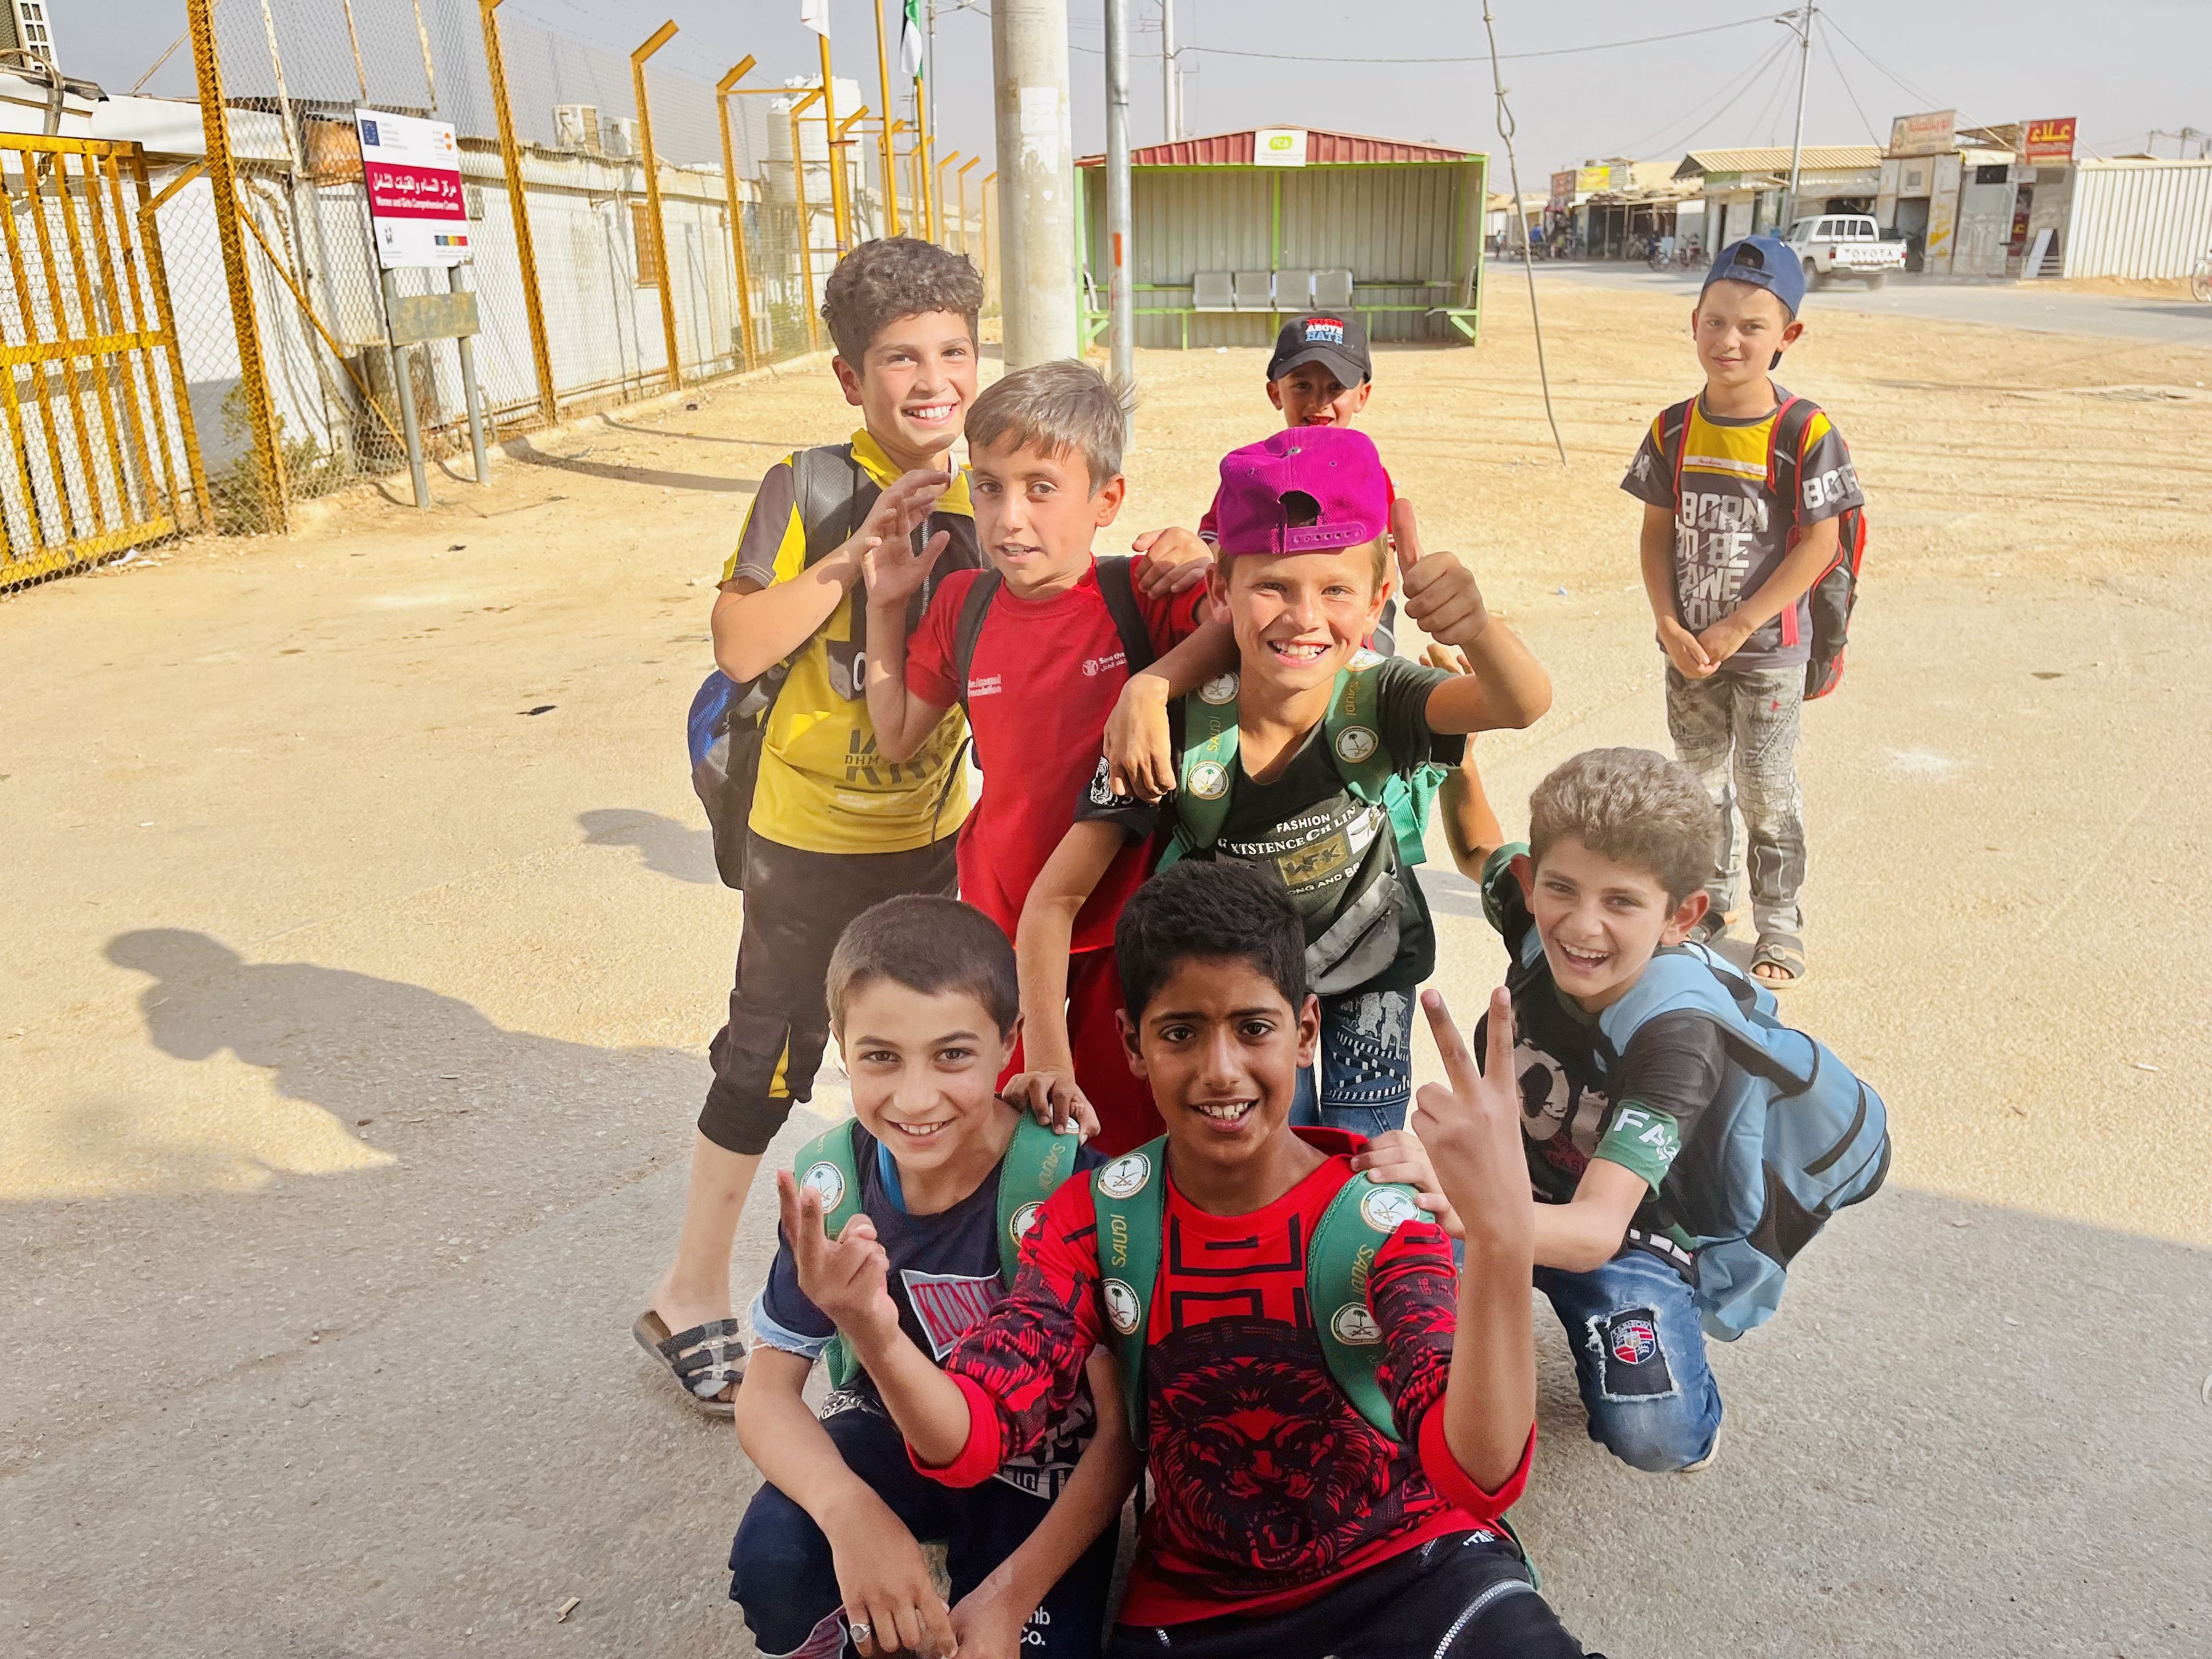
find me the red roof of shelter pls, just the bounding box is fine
[1078,128,1477,167]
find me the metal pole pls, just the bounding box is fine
[450,264,488,483]
[817,33,850,257]
[380,267,429,507]
[936,149,961,245]
[481,0,556,424]
[186,0,286,530]
[789,88,824,351]
[410,0,439,110]
[1159,0,1177,145]
[873,0,901,235]
[840,107,872,240]
[1783,3,1814,228]
[917,78,939,239]
[980,168,996,295]
[630,19,681,391]
[717,57,760,370]
[1104,0,1133,393]
[1480,0,1567,466]
[957,155,979,257]
[992,0,1077,368]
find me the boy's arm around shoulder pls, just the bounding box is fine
[1106,617,1234,802]
[1014,818,1128,1079]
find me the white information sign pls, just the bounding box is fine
[357,108,471,269]
[1254,127,1308,167]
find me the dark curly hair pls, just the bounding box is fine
[821,236,984,365]
[1115,860,1307,1022]
[1528,747,1717,904]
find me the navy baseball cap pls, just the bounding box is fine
[1701,233,1805,317]
[1268,312,1372,387]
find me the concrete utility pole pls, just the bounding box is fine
[1782,2,1814,228]
[1104,0,1134,396]
[1159,0,1178,144]
[991,0,1077,365]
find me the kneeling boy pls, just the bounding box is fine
[731,896,1133,1659]
[785,860,1600,1659]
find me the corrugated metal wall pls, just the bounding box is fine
[1096,162,1479,349]
[2062,160,2212,279]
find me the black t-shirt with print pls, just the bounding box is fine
[1476,845,1729,1244]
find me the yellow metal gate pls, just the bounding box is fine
[0,136,206,589]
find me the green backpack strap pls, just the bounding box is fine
[1087,1137,1170,1447]
[790,1121,868,1390]
[1172,674,1242,854]
[1321,653,1400,808]
[994,1113,1081,1286]
[1307,1172,1430,1442]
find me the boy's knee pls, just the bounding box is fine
[1584,1394,1719,1473]
[730,1485,836,1623]
[697,1085,793,1156]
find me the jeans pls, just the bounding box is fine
[1290,986,1417,1137]
[1664,663,1807,941]
[731,1407,1118,1659]
[1534,1246,1722,1472]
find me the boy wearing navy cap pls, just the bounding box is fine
[1621,233,1865,988]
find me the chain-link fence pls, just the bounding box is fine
[119,0,992,545]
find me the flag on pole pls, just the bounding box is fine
[800,0,831,36]
[900,0,924,78]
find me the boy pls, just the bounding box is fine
[861,361,1216,1155]
[781,860,1599,1658]
[1020,427,1549,1137]
[637,237,991,1413]
[1623,233,1864,989]
[733,895,1133,1659]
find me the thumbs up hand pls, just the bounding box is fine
[1390,499,1492,648]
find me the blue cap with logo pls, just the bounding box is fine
[1702,233,1805,317]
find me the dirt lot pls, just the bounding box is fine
[6,279,2212,1657]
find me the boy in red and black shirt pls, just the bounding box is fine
[864,361,1218,1153]
[780,860,1600,1659]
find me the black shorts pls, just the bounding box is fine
[1107,1531,1594,1659]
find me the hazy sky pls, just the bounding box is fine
[85,0,2212,185]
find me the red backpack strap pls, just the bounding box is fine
[1765,396,1816,526]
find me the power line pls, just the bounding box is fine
[1124,10,1789,67]
[1602,32,1796,159]
[1815,19,1881,146]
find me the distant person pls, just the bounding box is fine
[637,236,991,1415]
[730,896,1130,1659]
[1621,233,1865,987]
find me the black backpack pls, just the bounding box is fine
[946,554,1158,720]
[686,444,881,890]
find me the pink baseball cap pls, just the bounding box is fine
[1211,426,1389,558]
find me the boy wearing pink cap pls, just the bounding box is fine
[1017,427,1551,1134]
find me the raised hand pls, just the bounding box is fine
[857,467,956,606]
[1409,987,1533,1259]
[1390,499,1492,648]
[775,1169,901,1346]
[998,1070,1100,1141]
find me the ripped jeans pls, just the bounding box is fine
[1535,1246,1722,1472]
[1664,663,1807,942]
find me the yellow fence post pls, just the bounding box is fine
[630,19,682,392]
[816,33,850,258]
[185,0,285,531]
[957,155,979,259]
[838,106,870,240]
[480,0,556,424]
[981,168,995,294]
[917,81,937,240]
[873,0,900,236]
[788,87,824,352]
[716,56,760,372]
[935,149,960,249]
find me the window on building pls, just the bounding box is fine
[1974,164,2011,186]
[630,202,660,287]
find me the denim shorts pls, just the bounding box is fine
[1291,986,1417,1138]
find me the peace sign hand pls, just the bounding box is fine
[1390,499,1492,649]
[776,1169,901,1347]
[1409,987,1534,1259]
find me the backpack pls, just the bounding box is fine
[686,444,892,890]
[1513,931,1891,1341]
[1087,1136,1426,1446]
[947,555,1157,719]
[791,1112,1081,1390]
[1163,652,1444,994]
[1660,394,1867,700]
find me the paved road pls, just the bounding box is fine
[1537,260,2212,347]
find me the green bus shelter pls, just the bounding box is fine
[1075,126,1489,351]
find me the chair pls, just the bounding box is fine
[1232,269,1274,311]
[1274,269,1316,311]
[1192,271,1235,312]
[1312,268,1355,311]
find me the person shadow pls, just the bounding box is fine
[576,809,719,886]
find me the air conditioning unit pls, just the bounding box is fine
[602,116,639,160]
[553,103,600,153]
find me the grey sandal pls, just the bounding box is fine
[634,1311,746,1415]
[1750,934,1807,988]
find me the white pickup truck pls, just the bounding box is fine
[1785,214,1908,289]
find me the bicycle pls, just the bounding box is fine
[2192,253,2211,303]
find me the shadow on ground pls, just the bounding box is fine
[578,809,719,886]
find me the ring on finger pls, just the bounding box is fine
[849,1622,873,1646]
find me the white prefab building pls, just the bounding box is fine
[2059,159,2212,279]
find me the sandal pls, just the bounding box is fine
[634,1311,746,1415]
[1750,935,1807,989]
[1686,911,1730,947]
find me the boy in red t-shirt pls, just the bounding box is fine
[863,360,1218,1153]
[777,859,1599,1658]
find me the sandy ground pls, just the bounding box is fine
[6,278,2212,1657]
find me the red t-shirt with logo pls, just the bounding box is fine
[905,560,1206,951]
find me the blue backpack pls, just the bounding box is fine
[1527,936,1891,1340]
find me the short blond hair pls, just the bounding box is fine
[964,359,1128,490]
[1528,748,1715,904]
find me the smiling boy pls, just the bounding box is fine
[1019,427,1549,1136]
[1624,233,1865,989]
[781,860,1598,1658]
[731,895,1132,1659]
[861,360,1215,1153]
